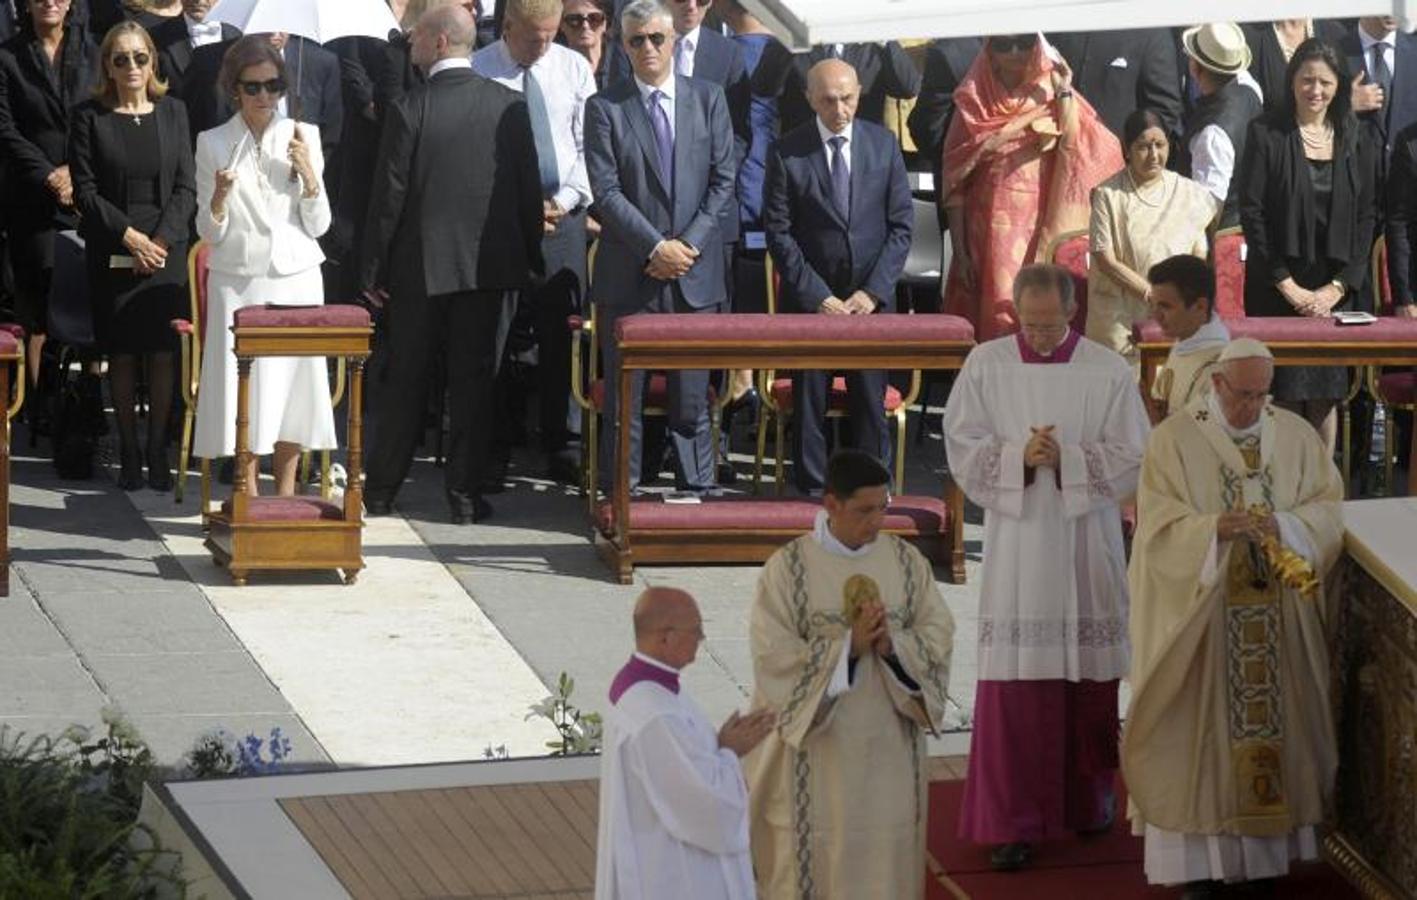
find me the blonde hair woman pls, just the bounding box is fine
[70,20,195,489]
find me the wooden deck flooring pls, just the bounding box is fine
[280,755,970,899]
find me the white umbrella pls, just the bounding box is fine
[207,0,400,132]
[208,0,400,45]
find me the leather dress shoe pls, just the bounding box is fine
[448,493,493,524]
[722,385,760,433]
[988,842,1032,871]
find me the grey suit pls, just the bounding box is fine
[585,74,735,492]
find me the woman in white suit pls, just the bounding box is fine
[192,34,336,496]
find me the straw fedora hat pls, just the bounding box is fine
[1182,23,1252,76]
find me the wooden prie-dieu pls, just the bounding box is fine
[204,305,372,586]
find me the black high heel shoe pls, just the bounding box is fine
[118,444,144,491]
[146,444,172,492]
[721,385,761,435]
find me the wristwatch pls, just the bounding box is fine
[1329,278,1346,298]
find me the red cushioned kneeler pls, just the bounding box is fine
[203,305,373,586]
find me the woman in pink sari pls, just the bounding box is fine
[941,34,1121,340]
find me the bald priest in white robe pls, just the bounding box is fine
[1124,339,1343,896]
[596,587,775,900]
[942,264,1151,871]
[1146,255,1230,420]
[746,450,955,899]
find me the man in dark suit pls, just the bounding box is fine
[906,36,981,228]
[155,0,240,142]
[764,58,912,495]
[1344,16,1417,185]
[585,0,735,495]
[751,39,920,134]
[1047,29,1183,141]
[362,4,543,523]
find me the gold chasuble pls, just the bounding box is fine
[1124,398,1343,839]
[746,534,954,899]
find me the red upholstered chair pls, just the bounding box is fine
[1045,229,1090,330]
[569,302,724,514]
[753,256,920,494]
[0,324,25,441]
[170,242,212,509]
[1210,227,1247,320]
[1366,236,1415,492]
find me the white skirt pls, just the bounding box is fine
[191,266,338,458]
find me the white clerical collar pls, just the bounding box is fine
[812,509,873,557]
[636,72,675,102]
[1173,315,1230,355]
[429,56,473,77]
[1207,389,1265,439]
[632,651,681,674]
[1360,26,1397,52]
[816,116,852,147]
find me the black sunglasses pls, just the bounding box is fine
[238,78,287,96]
[562,12,605,28]
[627,32,668,50]
[110,51,150,69]
[991,34,1038,53]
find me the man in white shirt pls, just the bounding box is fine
[156,0,242,140]
[473,0,596,482]
[595,586,773,900]
[1179,23,1262,231]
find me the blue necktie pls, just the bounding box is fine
[649,89,674,191]
[829,135,850,221]
[523,66,560,196]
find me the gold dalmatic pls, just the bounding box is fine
[1221,437,1290,833]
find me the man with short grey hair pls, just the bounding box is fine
[943,263,1151,871]
[585,0,735,495]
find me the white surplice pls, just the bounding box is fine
[595,658,755,900]
[941,335,1151,681]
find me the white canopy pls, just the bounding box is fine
[741,0,1398,50]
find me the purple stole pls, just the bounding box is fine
[608,655,680,704]
[1016,329,1081,364]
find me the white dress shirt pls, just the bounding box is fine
[635,72,676,140]
[815,116,853,174]
[185,14,224,48]
[1360,25,1397,83]
[674,24,700,77]
[472,41,596,212]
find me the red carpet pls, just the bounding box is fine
[924,778,1360,899]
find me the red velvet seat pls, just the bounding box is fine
[232,304,371,329]
[1136,317,1417,344]
[768,376,905,412]
[1377,372,1415,405]
[596,494,949,534]
[614,311,975,344]
[219,496,345,522]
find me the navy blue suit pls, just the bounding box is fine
[586,75,736,492]
[1343,27,1417,182]
[764,117,912,492]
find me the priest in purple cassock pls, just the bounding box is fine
[595,587,775,900]
[942,263,1151,871]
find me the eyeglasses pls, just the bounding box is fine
[1019,322,1069,335]
[110,51,150,69]
[562,12,605,29]
[991,34,1038,53]
[627,32,669,50]
[238,78,287,96]
[1216,375,1269,404]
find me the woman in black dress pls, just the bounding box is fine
[0,0,95,401]
[70,20,194,489]
[1238,38,1377,453]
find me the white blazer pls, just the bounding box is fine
[195,113,331,277]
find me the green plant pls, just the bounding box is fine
[526,672,603,756]
[0,713,183,897]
